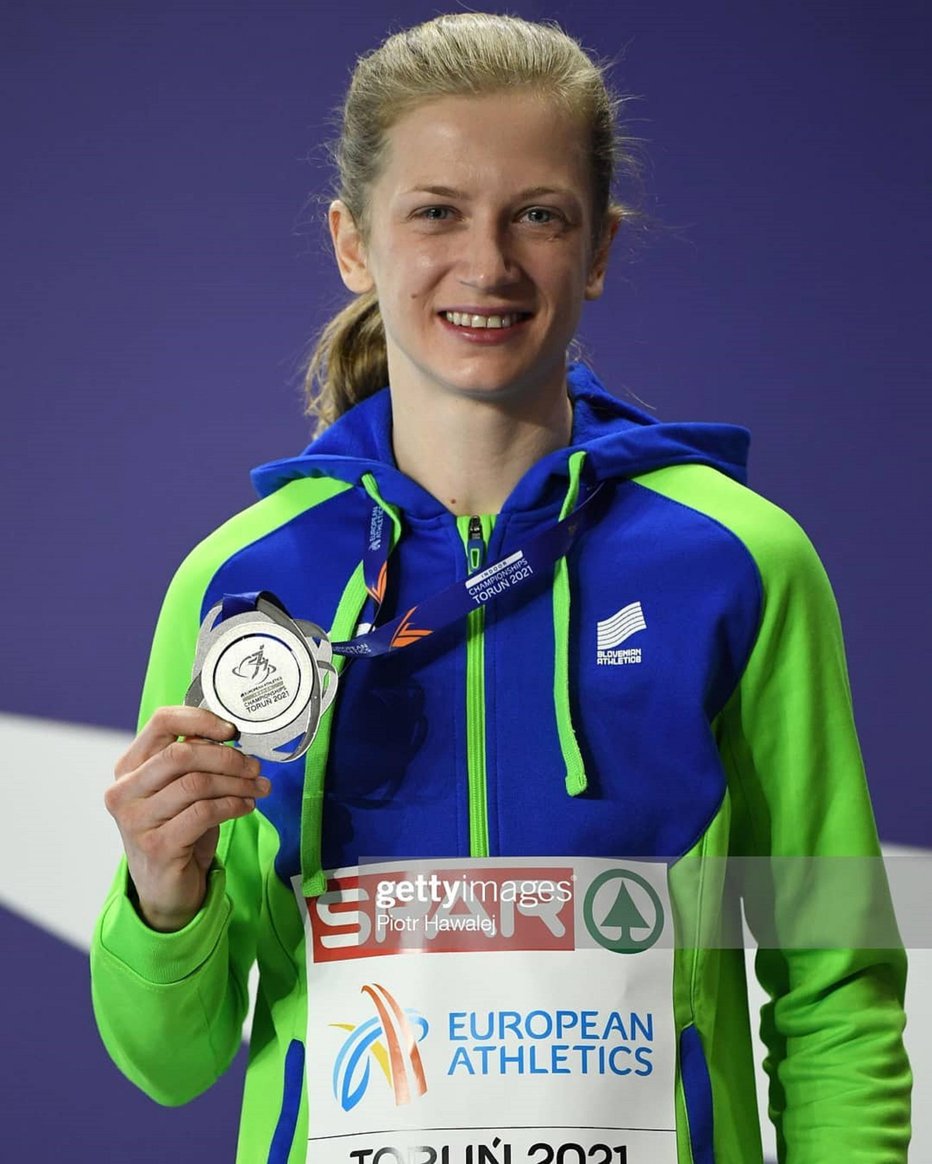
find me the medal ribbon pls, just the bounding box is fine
[219,482,606,658]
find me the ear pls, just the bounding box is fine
[328,200,375,294]
[584,208,622,301]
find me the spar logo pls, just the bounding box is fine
[331,983,429,1112]
[583,868,665,954]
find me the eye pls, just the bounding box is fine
[519,206,565,226]
[413,206,455,222]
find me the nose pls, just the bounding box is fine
[457,216,521,291]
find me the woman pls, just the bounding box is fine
[91,13,911,1163]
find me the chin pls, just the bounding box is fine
[447,365,568,406]
[388,338,570,409]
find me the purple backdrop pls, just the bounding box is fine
[2,1,929,1158]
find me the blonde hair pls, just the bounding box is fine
[305,12,643,433]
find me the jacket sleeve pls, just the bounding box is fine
[714,507,912,1162]
[90,557,261,1106]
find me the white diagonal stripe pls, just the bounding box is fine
[597,622,643,651]
[597,601,647,650]
[597,616,642,649]
[600,610,644,636]
[597,601,646,636]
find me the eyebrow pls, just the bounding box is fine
[402,184,581,202]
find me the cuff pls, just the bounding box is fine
[95,862,231,985]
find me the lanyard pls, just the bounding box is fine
[220,483,605,659]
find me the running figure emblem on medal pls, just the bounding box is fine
[184,593,337,762]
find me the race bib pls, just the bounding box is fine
[296,857,678,1164]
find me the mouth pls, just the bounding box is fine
[440,310,533,331]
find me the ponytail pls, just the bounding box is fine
[304,290,388,435]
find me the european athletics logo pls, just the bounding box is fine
[331,983,429,1111]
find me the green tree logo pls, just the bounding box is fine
[583,869,665,954]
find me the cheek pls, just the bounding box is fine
[375,245,444,306]
[528,242,590,285]
[409,246,446,290]
[535,268,588,321]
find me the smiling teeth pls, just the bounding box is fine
[444,311,521,329]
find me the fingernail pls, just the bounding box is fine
[257,777,271,795]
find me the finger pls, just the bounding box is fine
[147,770,271,824]
[115,706,238,777]
[157,793,258,852]
[113,737,260,802]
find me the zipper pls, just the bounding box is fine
[466,515,485,575]
[458,513,493,858]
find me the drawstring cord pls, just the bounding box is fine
[300,476,402,898]
[299,563,366,898]
[553,450,589,796]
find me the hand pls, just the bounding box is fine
[105,706,270,932]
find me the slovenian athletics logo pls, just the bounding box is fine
[596,601,647,651]
[332,983,429,1112]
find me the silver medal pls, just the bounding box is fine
[184,595,338,762]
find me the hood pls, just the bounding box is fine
[251,363,749,514]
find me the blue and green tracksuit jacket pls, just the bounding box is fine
[91,363,911,1162]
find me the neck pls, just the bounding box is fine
[391,379,573,516]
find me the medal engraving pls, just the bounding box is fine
[185,595,337,762]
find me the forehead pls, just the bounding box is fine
[375,91,590,198]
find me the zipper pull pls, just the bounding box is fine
[466,515,485,575]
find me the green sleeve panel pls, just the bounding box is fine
[90,838,251,1106]
[90,477,351,1107]
[636,464,912,1163]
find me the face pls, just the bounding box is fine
[330,91,615,410]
